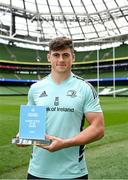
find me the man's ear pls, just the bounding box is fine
[47,53,51,62]
[72,53,75,62]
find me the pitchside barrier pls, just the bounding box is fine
[0,77,128,86]
[0,77,128,96]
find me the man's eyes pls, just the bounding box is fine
[53,54,59,57]
[64,54,70,57]
[53,54,70,57]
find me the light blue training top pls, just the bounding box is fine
[27,73,102,179]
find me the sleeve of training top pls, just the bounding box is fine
[83,83,102,113]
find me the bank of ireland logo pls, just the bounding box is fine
[67,90,77,97]
[54,97,59,106]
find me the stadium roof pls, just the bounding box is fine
[0,0,128,50]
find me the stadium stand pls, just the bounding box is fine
[0,43,128,96]
[0,43,128,63]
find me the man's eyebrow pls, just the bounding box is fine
[52,52,59,55]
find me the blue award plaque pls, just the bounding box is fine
[11,105,51,145]
[19,105,46,140]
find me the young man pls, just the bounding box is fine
[25,36,104,179]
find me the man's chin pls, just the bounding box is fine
[56,67,67,72]
[56,69,69,73]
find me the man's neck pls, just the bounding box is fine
[50,70,71,84]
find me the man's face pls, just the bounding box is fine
[47,48,75,73]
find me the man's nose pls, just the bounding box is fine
[59,55,64,61]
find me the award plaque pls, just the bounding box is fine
[12,105,51,145]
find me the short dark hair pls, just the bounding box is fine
[49,36,74,52]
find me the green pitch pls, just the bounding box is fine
[0,96,128,179]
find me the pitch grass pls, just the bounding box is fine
[0,96,128,179]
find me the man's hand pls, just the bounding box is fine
[37,135,66,152]
[15,133,30,147]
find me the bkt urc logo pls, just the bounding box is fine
[54,97,59,106]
